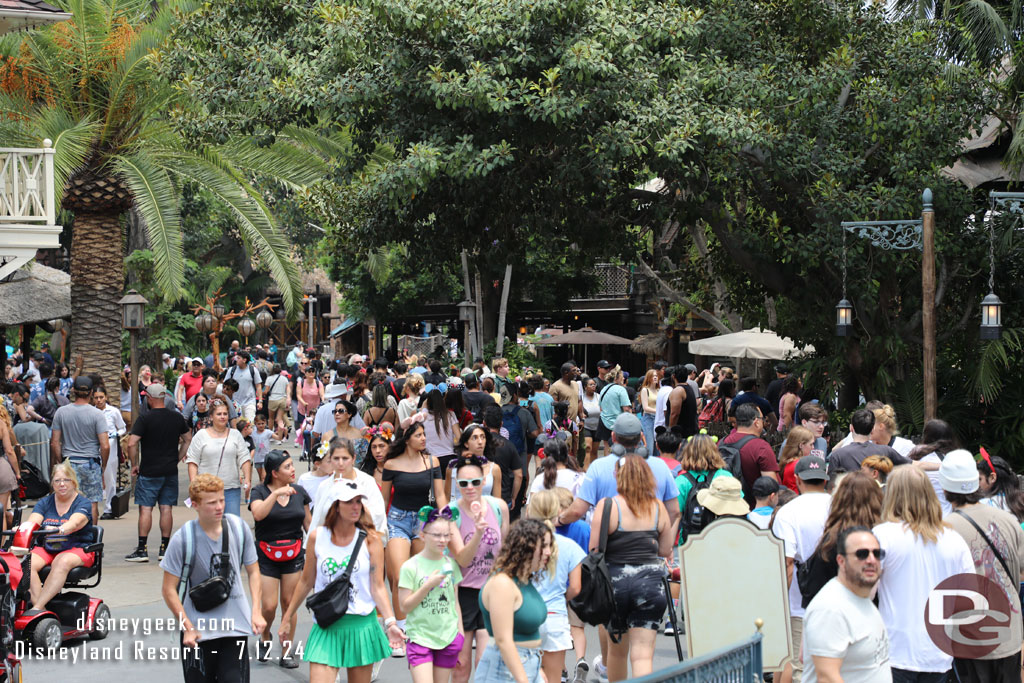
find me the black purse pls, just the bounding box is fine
[177,519,233,613]
[305,530,365,627]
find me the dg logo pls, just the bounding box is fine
[925,573,1014,659]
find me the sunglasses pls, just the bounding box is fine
[457,478,483,488]
[847,548,885,561]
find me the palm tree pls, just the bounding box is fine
[0,0,343,392]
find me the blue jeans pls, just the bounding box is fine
[473,643,542,682]
[640,413,656,454]
[223,487,241,517]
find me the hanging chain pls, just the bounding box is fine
[989,200,997,292]
[842,226,848,298]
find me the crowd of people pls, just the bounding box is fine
[5,344,1023,683]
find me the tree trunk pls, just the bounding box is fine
[70,211,125,402]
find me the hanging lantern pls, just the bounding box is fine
[212,302,226,319]
[199,313,214,332]
[238,318,257,338]
[194,315,206,332]
[980,292,1003,340]
[835,299,853,337]
[275,306,287,320]
[256,310,273,329]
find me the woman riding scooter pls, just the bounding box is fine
[25,463,94,611]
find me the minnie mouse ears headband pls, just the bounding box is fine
[449,453,489,469]
[418,505,460,525]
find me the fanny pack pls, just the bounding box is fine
[259,539,302,562]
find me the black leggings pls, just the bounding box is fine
[181,635,249,683]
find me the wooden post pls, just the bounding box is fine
[211,326,222,374]
[129,330,140,427]
[495,265,513,355]
[921,188,937,422]
[474,271,484,358]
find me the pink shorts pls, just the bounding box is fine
[31,546,95,568]
[407,631,464,669]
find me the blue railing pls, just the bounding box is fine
[627,633,763,683]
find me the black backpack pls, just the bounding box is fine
[717,434,755,483]
[568,498,617,630]
[679,471,715,542]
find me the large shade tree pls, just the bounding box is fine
[0,0,339,392]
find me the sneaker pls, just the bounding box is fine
[573,658,589,683]
[279,654,299,669]
[664,620,675,636]
[158,542,168,561]
[391,643,405,658]
[593,654,608,682]
[125,548,148,563]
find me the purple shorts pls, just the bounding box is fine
[407,632,465,669]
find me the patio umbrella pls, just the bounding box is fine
[534,327,635,370]
[687,328,814,360]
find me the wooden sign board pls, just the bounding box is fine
[679,517,793,670]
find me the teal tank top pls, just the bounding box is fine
[479,577,547,642]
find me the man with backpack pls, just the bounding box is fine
[720,403,778,505]
[502,383,539,516]
[462,372,495,422]
[160,473,264,682]
[224,351,262,422]
[771,455,830,683]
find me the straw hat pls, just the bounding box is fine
[696,477,750,517]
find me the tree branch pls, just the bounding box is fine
[636,260,733,335]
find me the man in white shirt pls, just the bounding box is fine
[803,527,891,683]
[224,351,262,422]
[771,455,832,683]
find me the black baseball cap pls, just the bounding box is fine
[597,360,611,369]
[73,376,92,391]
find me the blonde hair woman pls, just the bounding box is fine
[397,373,425,425]
[871,405,914,458]
[638,370,659,457]
[872,467,973,679]
[777,426,814,494]
[527,491,584,683]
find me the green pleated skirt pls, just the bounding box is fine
[303,612,391,669]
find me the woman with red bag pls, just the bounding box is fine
[249,450,312,669]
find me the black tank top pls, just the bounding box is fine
[604,499,660,564]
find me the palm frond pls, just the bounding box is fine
[33,109,98,198]
[220,136,330,190]
[957,0,1011,64]
[154,151,302,313]
[278,125,354,163]
[112,151,185,298]
[965,329,1024,404]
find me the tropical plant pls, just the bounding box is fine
[0,0,340,393]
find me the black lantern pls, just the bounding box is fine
[212,301,226,319]
[256,310,273,329]
[835,299,853,337]
[117,290,149,330]
[980,292,1003,340]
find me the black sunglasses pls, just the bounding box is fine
[847,548,885,561]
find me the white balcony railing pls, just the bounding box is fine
[0,140,62,280]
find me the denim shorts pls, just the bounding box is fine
[473,643,542,682]
[134,474,178,507]
[387,506,419,541]
[68,459,103,503]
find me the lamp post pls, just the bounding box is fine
[192,289,277,373]
[118,289,148,427]
[839,189,934,421]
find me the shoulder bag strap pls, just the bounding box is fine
[735,435,757,450]
[598,497,613,553]
[215,432,230,473]
[218,517,231,576]
[954,509,1013,582]
[177,521,197,600]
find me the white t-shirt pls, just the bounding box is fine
[653,385,674,429]
[920,453,950,516]
[298,472,333,509]
[225,363,262,407]
[802,578,891,683]
[871,521,974,672]
[771,491,831,618]
[528,468,584,501]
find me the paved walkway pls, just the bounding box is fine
[24,440,689,680]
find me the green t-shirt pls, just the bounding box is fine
[675,469,733,542]
[399,553,463,650]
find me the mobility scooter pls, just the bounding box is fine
[3,522,110,650]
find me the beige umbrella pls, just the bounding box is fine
[534,327,634,370]
[688,327,814,360]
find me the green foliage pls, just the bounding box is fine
[481,340,553,380]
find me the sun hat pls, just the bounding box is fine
[696,477,750,517]
[939,449,980,494]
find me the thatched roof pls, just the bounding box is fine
[267,265,340,298]
[631,332,669,357]
[0,262,70,325]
